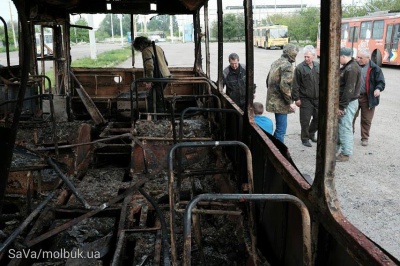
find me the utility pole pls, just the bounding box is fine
[87,14,97,59]
[111,14,114,42]
[9,1,17,48]
[170,16,173,43]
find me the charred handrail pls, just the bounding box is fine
[130,77,214,123]
[0,94,52,107]
[31,75,58,157]
[168,141,254,266]
[170,95,221,143]
[182,193,312,266]
[36,132,131,151]
[179,107,242,143]
[47,158,91,209]
[0,16,11,68]
[0,190,57,254]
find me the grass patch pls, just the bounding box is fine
[43,47,134,88]
[0,46,18,53]
[71,47,133,67]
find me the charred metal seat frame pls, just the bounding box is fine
[183,193,312,266]
[170,94,221,143]
[168,141,254,265]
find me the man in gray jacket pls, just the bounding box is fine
[292,45,320,147]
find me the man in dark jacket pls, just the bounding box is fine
[292,45,320,147]
[353,48,385,146]
[223,53,247,111]
[337,47,361,162]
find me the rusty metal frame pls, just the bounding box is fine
[183,193,311,266]
[167,141,254,266]
[130,77,214,121]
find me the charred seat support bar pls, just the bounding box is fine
[26,180,145,247]
[47,158,91,209]
[0,190,57,255]
[183,194,312,266]
[138,187,171,266]
[70,70,107,125]
[168,141,254,266]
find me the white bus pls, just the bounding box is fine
[35,32,53,55]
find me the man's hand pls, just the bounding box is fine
[295,99,301,107]
[289,103,297,112]
[144,82,153,89]
[338,109,345,116]
[374,89,381,97]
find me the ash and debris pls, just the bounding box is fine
[15,121,92,148]
[37,121,92,145]
[134,118,211,138]
[3,113,248,265]
[41,217,115,265]
[68,168,129,206]
[10,145,44,168]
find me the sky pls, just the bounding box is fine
[1,0,358,28]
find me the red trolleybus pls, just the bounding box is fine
[317,11,400,66]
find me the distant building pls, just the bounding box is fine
[225,4,308,24]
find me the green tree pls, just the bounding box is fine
[71,17,89,43]
[299,7,320,42]
[147,15,178,36]
[264,7,319,43]
[98,14,134,37]
[0,21,18,48]
[210,13,245,41]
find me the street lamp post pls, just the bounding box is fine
[118,14,124,46]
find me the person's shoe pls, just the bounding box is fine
[361,139,368,146]
[302,140,312,147]
[336,153,349,162]
[309,134,317,143]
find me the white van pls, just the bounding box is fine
[149,35,165,43]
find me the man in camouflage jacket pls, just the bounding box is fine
[266,44,299,143]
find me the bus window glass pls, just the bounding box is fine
[372,20,384,39]
[393,24,400,49]
[349,27,359,42]
[269,28,288,38]
[341,23,349,40]
[360,21,372,39]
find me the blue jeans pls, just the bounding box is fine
[337,99,359,155]
[274,113,288,144]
